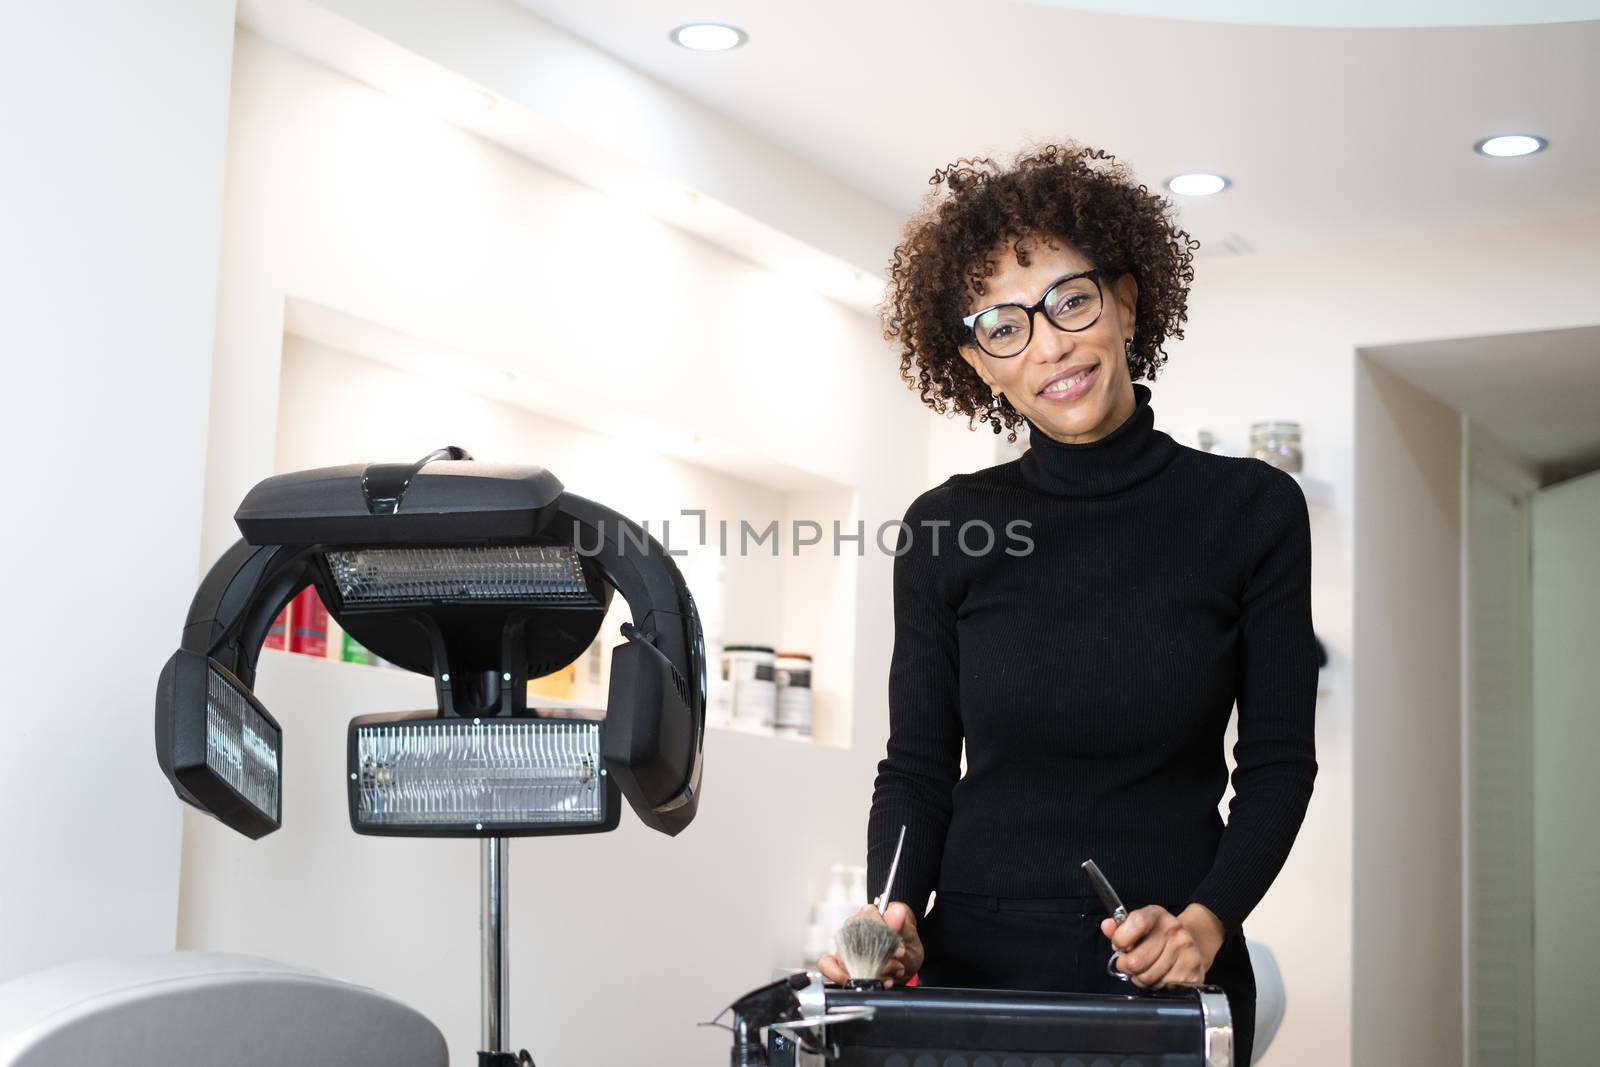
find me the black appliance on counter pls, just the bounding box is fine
[724,975,1232,1067]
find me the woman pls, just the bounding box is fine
[817,143,1319,1067]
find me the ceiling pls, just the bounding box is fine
[511,0,1599,260]
[1364,325,1600,482]
[1014,0,1600,27]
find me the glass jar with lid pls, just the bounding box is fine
[1249,421,1303,473]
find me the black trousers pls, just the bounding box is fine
[917,891,1256,1067]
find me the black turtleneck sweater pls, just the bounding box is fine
[866,382,1318,936]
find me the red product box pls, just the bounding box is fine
[288,587,329,657]
[264,606,290,650]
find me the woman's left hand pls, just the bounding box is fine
[1100,903,1225,989]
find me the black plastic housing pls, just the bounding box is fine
[766,985,1214,1066]
[234,460,566,545]
[603,638,698,836]
[154,650,282,840]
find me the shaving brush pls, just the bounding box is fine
[835,912,901,989]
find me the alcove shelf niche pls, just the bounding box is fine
[264,302,861,750]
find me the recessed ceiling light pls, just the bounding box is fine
[1166,172,1229,197]
[671,23,747,51]
[1474,134,1547,158]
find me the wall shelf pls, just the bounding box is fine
[259,649,844,747]
[1291,471,1334,512]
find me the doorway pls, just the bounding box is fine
[1356,325,1600,1066]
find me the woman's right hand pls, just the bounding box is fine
[816,902,924,988]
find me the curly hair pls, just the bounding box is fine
[878,141,1199,438]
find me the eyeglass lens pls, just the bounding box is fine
[972,275,1103,357]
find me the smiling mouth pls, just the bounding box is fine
[1038,364,1098,397]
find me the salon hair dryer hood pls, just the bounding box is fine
[233,455,570,544]
[156,448,707,839]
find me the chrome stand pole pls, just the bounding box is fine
[482,836,511,1053]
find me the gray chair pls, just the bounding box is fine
[1245,937,1286,1061]
[0,952,447,1067]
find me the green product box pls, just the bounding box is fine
[341,631,375,666]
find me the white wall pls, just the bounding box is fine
[1351,361,1464,1067]
[0,0,236,984]
[1531,468,1600,1067]
[1464,424,1538,1067]
[182,32,929,1066]
[1136,275,1355,1067]
[1173,220,1600,1067]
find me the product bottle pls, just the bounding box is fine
[846,865,869,907]
[811,863,858,961]
[774,651,813,737]
[687,551,732,728]
[287,587,329,657]
[324,615,343,661]
[264,606,290,651]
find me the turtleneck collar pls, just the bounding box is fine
[1018,382,1180,498]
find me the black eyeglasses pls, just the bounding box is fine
[961,268,1110,358]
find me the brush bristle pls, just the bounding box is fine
[836,913,901,982]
